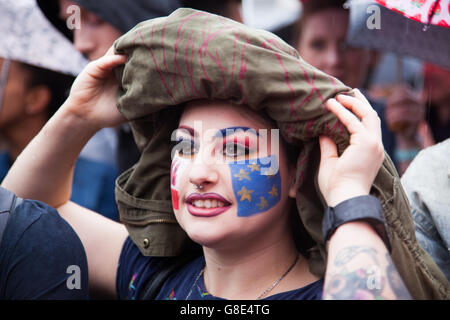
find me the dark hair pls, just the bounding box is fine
[291,0,347,47]
[18,62,75,119]
[180,0,241,17]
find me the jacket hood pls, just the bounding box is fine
[37,0,181,40]
[113,8,450,299]
[0,0,86,76]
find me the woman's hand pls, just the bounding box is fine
[63,46,128,131]
[318,89,385,207]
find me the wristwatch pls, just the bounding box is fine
[322,195,391,252]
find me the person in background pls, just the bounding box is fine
[0,0,118,220]
[292,0,432,175]
[0,186,89,299]
[180,0,243,22]
[37,0,181,175]
[369,63,449,174]
[422,63,450,144]
[401,138,450,281]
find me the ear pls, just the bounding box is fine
[24,85,51,116]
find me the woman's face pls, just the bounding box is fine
[0,58,30,129]
[171,100,296,250]
[297,8,372,88]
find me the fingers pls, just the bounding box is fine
[86,54,127,80]
[319,135,338,161]
[326,98,365,135]
[334,89,381,138]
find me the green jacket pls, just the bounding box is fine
[113,8,449,299]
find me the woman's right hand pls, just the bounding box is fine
[63,46,128,131]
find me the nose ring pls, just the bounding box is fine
[195,183,204,190]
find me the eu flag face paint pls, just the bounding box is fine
[229,155,281,217]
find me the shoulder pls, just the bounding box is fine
[0,198,89,299]
[401,139,450,196]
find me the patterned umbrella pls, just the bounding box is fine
[346,0,450,69]
[376,0,450,28]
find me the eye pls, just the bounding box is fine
[309,39,326,51]
[173,138,198,157]
[223,142,250,158]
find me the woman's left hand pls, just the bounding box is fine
[318,89,385,207]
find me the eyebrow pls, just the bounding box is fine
[214,127,260,138]
[177,126,260,138]
[177,126,197,137]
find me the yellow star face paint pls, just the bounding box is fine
[229,155,281,217]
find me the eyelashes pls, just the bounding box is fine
[172,138,198,157]
[172,138,256,158]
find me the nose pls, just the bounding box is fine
[324,45,340,70]
[188,145,220,190]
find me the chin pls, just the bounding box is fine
[187,230,227,249]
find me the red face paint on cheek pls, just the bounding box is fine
[170,157,188,211]
[170,162,180,210]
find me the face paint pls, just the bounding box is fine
[170,156,189,210]
[229,155,281,217]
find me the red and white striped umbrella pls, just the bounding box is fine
[375,0,450,28]
[346,0,450,69]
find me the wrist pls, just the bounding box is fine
[326,186,369,208]
[322,195,391,252]
[58,100,101,138]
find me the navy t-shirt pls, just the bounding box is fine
[0,199,89,299]
[117,237,323,300]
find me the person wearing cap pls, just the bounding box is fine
[37,0,181,175]
[4,9,448,300]
[0,0,118,220]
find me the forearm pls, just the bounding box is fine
[2,103,98,207]
[323,221,411,300]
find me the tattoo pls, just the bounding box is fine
[385,252,412,300]
[324,246,385,300]
[324,246,412,300]
[334,246,379,267]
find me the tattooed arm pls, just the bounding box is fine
[323,221,411,300]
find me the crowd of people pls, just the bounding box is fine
[0,0,448,301]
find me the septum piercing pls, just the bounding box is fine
[195,184,204,190]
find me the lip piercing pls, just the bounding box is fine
[195,184,204,190]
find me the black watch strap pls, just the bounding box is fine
[322,195,391,252]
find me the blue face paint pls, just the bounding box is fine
[214,127,260,138]
[228,155,281,217]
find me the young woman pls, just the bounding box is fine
[2,9,413,300]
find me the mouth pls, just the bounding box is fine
[185,193,232,217]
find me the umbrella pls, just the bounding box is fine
[376,0,450,28]
[346,0,450,69]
